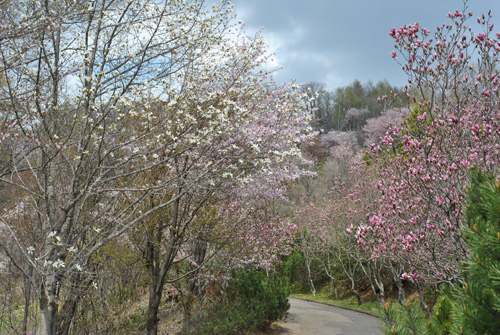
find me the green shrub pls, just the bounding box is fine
[379,299,427,335]
[191,267,290,334]
[424,290,454,335]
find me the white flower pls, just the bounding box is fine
[27,246,35,255]
[53,259,66,268]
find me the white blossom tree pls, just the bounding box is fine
[0,0,237,333]
[0,0,317,333]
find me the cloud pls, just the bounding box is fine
[232,0,500,89]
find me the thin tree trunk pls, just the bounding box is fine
[22,265,33,335]
[56,298,78,335]
[323,254,339,300]
[347,260,362,306]
[350,278,361,305]
[181,237,207,333]
[145,192,179,335]
[304,255,316,296]
[388,262,406,305]
[55,285,81,335]
[331,278,339,300]
[359,260,385,307]
[145,230,179,335]
[337,249,361,305]
[414,280,431,317]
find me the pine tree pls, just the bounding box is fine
[452,168,500,335]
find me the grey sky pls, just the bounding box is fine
[231,0,500,90]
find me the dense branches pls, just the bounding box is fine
[0,1,313,334]
[356,3,500,285]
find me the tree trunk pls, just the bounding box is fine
[360,260,385,307]
[38,292,58,335]
[373,264,385,307]
[55,293,79,335]
[146,291,162,335]
[343,250,361,305]
[182,297,192,334]
[304,256,316,296]
[350,279,362,305]
[180,237,207,333]
[22,266,33,335]
[145,229,178,335]
[323,255,339,300]
[388,262,406,306]
[414,280,431,317]
[331,279,339,300]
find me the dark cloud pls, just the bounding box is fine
[231,0,500,89]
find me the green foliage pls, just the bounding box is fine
[424,290,454,335]
[281,251,311,293]
[309,79,403,131]
[379,300,427,335]
[191,267,290,334]
[399,103,432,139]
[118,308,148,333]
[232,268,290,328]
[449,168,500,335]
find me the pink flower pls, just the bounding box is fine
[410,273,421,281]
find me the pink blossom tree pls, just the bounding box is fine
[356,2,500,288]
[363,108,409,146]
[291,153,375,302]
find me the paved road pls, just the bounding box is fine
[262,298,383,335]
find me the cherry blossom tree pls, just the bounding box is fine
[128,28,314,333]
[291,146,372,300]
[363,108,409,146]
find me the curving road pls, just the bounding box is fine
[260,298,383,335]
